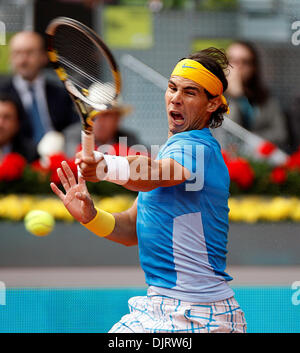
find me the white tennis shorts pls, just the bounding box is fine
[109,288,247,333]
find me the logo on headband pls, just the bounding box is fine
[182,65,197,69]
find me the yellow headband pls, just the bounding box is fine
[171,58,229,113]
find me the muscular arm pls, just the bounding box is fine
[77,152,191,192]
[77,153,191,192]
[106,197,138,246]
[123,156,191,192]
[124,156,190,191]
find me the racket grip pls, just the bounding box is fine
[81,131,95,158]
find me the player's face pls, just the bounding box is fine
[165,76,213,136]
[0,101,19,146]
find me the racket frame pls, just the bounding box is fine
[46,17,121,158]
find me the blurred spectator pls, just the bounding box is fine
[0,93,38,163]
[64,102,145,157]
[287,96,300,153]
[224,40,288,150]
[149,0,163,12]
[0,31,79,146]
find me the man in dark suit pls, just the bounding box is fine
[0,31,79,145]
[0,93,38,163]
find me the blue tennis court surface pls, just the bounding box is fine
[0,287,299,333]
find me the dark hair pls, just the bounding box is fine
[228,40,269,104]
[0,93,22,120]
[186,47,229,128]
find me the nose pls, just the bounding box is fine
[170,89,183,105]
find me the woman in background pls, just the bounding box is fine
[225,40,287,149]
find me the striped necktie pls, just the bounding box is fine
[28,85,45,143]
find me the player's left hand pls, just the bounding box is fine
[50,160,97,223]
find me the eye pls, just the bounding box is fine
[168,85,176,92]
[186,91,196,96]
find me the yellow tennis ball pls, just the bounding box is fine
[24,210,55,236]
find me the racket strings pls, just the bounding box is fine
[53,25,116,104]
[58,56,115,102]
[55,26,104,71]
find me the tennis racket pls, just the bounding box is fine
[46,17,121,158]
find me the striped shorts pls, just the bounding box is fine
[109,289,247,333]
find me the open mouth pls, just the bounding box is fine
[170,111,184,125]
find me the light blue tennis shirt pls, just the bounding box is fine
[136,128,234,303]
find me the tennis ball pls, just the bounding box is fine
[24,210,55,236]
[88,82,115,104]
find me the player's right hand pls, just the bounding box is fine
[75,151,107,182]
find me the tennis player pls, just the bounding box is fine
[51,48,247,333]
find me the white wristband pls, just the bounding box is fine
[95,152,130,185]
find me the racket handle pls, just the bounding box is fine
[81,131,95,158]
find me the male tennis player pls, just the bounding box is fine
[51,48,247,333]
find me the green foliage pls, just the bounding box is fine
[284,170,300,197]
[163,0,186,9]
[0,33,15,74]
[0,157,299,198]
[119,0,148,5]
[86,180,137,197]
[197,0,238,11]
[228,159,300,197]
[0,166,50,195]
[0,165,136,198]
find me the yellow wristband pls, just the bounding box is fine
[81,207,115,237]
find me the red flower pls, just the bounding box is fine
[270,167,287,184]
[227,157,255,189]
[221,150,230,165]
[48,153,78,184]
[48,153,66,172]
[257,141,276,156]
[285,147,300,171]
[30,153,77,184]
[67,158,77,177]
[30,159,48,174]
[48,154,65,183]
[0,153,26,181]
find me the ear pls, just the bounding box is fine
[206,96,222,113]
